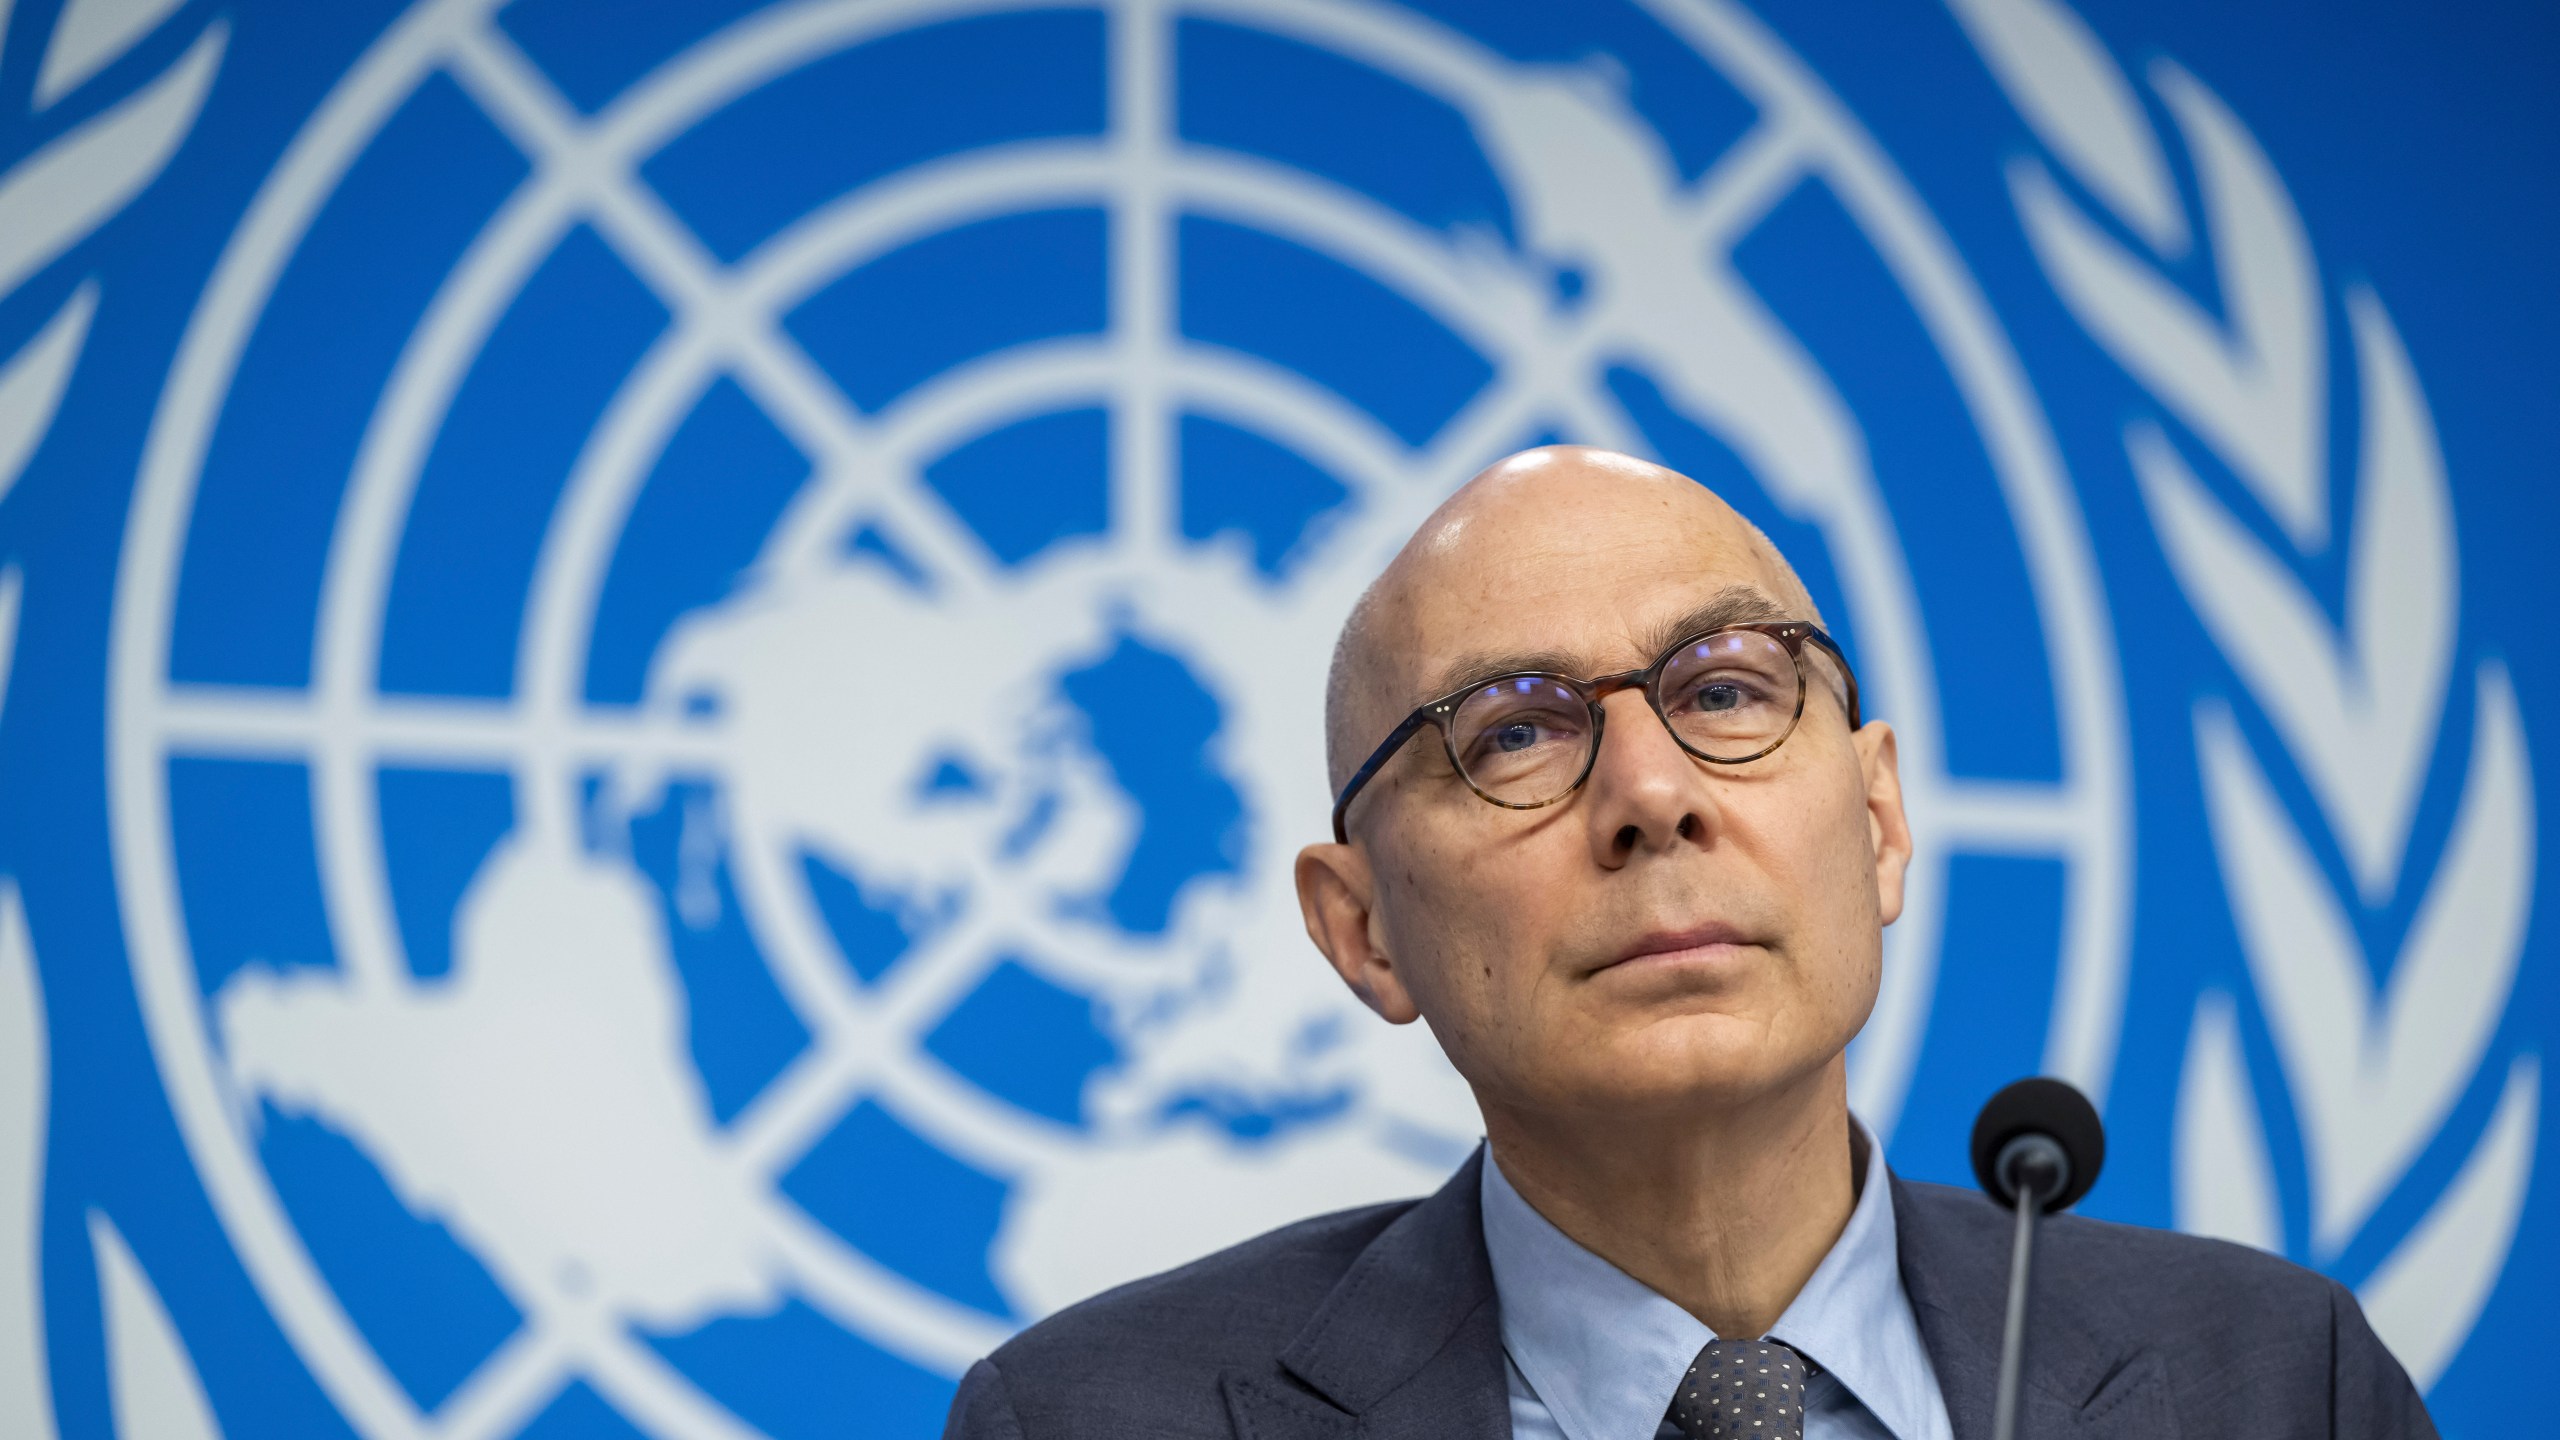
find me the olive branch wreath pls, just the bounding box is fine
[1,0,228,1434]
[1950,0,2540,1388]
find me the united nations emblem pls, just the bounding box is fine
[46,0,2513,1436]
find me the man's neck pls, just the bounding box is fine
[1481,1062,1859,1340]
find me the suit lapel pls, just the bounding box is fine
[1223,1149,1510,1440]
[1226,1159,2186,1440]
[1893,1177,2180,1439]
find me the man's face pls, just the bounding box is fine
[1298,450,1911,1127]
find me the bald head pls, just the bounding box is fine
[1324,446,1822,794]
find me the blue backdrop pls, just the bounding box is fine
[0,0,2550,1436]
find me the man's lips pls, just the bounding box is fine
[1596,922,1760,974]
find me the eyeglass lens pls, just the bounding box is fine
[1445,629,1801,806]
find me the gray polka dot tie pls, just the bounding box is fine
[1664,1338,1812,1440]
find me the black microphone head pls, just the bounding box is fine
[1970,1077,2105,1211]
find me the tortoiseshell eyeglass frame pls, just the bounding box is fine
[1328,620,1861,844]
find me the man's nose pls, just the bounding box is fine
[1580,688,1719,866]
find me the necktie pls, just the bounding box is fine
[1664,1338,1812,1440]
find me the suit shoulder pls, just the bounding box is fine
[984,1196,1416,1381]
[1898,1179,2346,1318]
[1893,1179,2433,1433]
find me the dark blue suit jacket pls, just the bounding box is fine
[943,1151,2435,1438]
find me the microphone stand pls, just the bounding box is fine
[1990,1133,2068,1440]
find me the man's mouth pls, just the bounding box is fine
[1597,921,1760,975]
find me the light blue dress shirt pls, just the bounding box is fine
[1480,1121,1954,1440]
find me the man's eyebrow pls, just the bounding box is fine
[1412,587,1800,704]
[1422,647,1594,704]
[1635,586,1794,658]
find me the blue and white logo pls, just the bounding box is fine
[0,0,2543,1435]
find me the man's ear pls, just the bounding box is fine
[1294,841,1421,1024]
[1855,720,1913,926]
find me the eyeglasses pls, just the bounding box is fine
[1329,621,1861,843]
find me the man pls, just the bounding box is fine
[943,447,2433,1439]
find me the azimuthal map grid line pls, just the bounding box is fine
[1107,0,1176,555]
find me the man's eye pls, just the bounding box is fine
[1493,721,1542,751]
[1695,682,1746,712]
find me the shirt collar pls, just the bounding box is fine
[1766,1124,1941,1440]
[1479,1117,1939,1440]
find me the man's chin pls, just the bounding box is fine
[1525,1055,1812,1122]
[1541,1031,1831,1121]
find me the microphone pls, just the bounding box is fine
[1969,1078,2105,1440]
